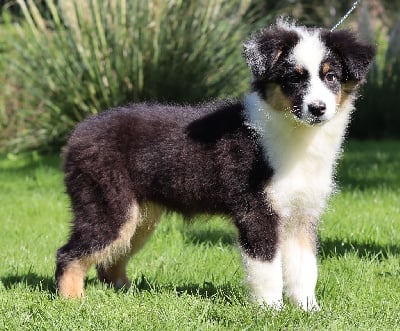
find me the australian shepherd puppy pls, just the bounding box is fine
[56,21,375,310]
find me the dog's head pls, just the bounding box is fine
[243,21,376,125]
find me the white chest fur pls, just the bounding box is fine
[244,93,352,222]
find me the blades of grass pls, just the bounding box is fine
[85,0,111,107]
[15,0,40,39]
[91,0,107,50]
[71,1,97,81]
[44,0,62,27]
[26,0,46,32]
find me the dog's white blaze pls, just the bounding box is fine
[291,31,325,73]
[242,250,283,308]
[291,31,337,122]
[305,77,337,122]
[281,236,319,311]
[244,92,353,310]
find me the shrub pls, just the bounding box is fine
[351,17,400,138]
[3,0,259,152]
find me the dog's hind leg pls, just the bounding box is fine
[96,203,163,290]
[56,160,139,298]
[56,210,138,298]
[56,203,139,298]
[55,255,92,298]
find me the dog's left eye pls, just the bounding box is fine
[325,72,337,82]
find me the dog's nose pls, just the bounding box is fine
[308,101,326,117]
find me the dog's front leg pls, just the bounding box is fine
[242,250,283,309]
[236,209,283,309]
[281,222,320,311]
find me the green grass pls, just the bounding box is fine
[1,140,400,330]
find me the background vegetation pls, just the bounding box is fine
[0,0,257,151]
[0,0,399,152]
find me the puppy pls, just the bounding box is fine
[56,21,375,310]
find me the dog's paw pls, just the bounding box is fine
[252,294,284,310]
[296,296,320,312]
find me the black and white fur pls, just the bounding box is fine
[56,21,375,310]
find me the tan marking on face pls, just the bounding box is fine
[336,88,342,105]
[266,84,293,112]
[272,49,283,66]
[295,66,305,75]
[338,82,357,107]
[322,62,330,75]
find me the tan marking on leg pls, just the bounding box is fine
[58,259,92,298]
[281,219,319,311]
[59,202,162,298]
[131,203,163,254]
[96,202,163,289]
[295,226,316,252]
[91,203,142,267]
[97,257,131,289]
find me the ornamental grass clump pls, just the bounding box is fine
[6,0,254,151]
[352,14,400,138]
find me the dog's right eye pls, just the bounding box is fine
[287,73,302,84]
[325,72,337,82]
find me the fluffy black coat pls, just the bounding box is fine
[59,101,276,262]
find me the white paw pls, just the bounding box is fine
[296,296,320,312]
[252,294,284,310]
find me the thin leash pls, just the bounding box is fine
[331,0,362,31]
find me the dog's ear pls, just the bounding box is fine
[321,30,376,83]
[243,28,299,78]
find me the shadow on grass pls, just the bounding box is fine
[184,226,236,246]
[320,237,400,260]
[1,272,239,303]
[337,140,400,191]
[131,274,239,303]
[0,272,101,296]
[1,272,56,294]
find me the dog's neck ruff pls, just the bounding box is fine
[244,92,353,219]
[244,92,352,170]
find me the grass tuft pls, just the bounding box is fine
[3,0,256,152]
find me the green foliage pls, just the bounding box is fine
[1,140,400,329]
[351,18,400,138]
[2,0,255,152]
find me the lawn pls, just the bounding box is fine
[0,140,399,330]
